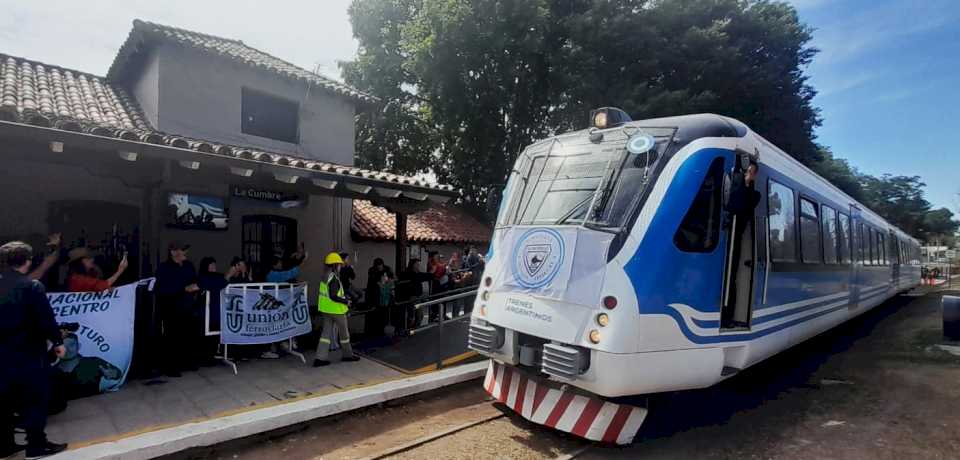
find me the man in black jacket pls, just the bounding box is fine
[723,160,761,328]
[155,241,199,376]
[0,241,68,459]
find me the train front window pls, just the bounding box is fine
[499,127,675,230]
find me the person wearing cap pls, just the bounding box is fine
[0,241,68,458]
[155,241,199,376]
[313,252,359,367]
[66,247,128,292]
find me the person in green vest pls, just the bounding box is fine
[314,252,360,367]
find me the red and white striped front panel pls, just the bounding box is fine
[483,360,647,445]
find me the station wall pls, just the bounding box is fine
[0,154,353,303]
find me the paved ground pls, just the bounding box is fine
[41,349,401,448]
[183,288,960,459]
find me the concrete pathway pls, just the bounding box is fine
[42,350,402,448]
[50,361,487,460]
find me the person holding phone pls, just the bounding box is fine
[65,247,128,292]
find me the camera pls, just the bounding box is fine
[59,322,80,332]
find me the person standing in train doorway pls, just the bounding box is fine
[723,158,761,329]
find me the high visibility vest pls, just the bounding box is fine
[318,272,348,314]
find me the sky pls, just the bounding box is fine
[1,0,958,212]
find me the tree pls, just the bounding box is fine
[344,0,823,212]
[341,0,439,175]
[808,147,865,202]
[921,207,959,245]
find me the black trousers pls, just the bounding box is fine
[1,361,50,448]
[159,303,200,372]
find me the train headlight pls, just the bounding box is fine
[481,291,490,301]
[593,111,608,129]
[589,329,601,344]
[480,305,487,316]
[596,313,609,327]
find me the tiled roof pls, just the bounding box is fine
[353,200,491,244]
[0,53,453,193]
[109,20,376,104]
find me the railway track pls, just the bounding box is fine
[361,408,593,460]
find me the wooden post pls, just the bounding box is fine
[396,212,408,272]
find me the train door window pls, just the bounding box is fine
[821,205,839,264]
[799,197,821,264]
[768,180,797,262]
[674,158,724,252]
[879,233,887,265]
[839,213,851,264]
[857,222,865,263]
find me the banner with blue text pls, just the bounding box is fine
[220,283,312,345]
[47,282,138,395]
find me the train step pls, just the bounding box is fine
[721,366,741,377]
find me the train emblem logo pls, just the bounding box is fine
[513,228,565,288]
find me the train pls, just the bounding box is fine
[467,109,921,444]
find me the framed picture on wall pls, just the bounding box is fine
[166,192,229,230]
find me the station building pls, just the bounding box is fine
[0,19,462,296]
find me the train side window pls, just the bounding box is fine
[865,227,874,266]
[767,180,797,262]
[822,205,839,264]
[673,158,725,253]
[839,213,851,264]
[799,197,821,264]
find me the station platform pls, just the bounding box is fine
[356,318,479,374]
[26,343,483,460]
[36,349,401,451]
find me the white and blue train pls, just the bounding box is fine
[469,109,921,444]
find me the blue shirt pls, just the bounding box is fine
[266,266,300,283]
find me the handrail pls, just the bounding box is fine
[393,285,477,308]
[413,289,479,310]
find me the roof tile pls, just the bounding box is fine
[352,200,491,244]
[109,20,376,104]
[0,52,453,194]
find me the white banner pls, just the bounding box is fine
[220,283,312,345]
[47,282,138,395]
[493,226,611,306]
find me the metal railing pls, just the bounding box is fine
[408,288,478,335]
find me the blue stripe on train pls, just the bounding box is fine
[623,147,861,345]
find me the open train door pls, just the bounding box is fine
[720,148,762,330]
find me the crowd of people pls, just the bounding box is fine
[0,231,486,458]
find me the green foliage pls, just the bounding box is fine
[344,0,821,212]
[809,156,959,243]
[343,0,956,240]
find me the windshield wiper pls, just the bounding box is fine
[554,195,595,226]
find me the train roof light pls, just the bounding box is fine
[590,107,631,129]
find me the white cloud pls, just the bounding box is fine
[788,0,831,11]
[808,0,959,66]
[815,71,878,97]
[0,0,359,81]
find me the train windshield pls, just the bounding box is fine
[498,127,676,231]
